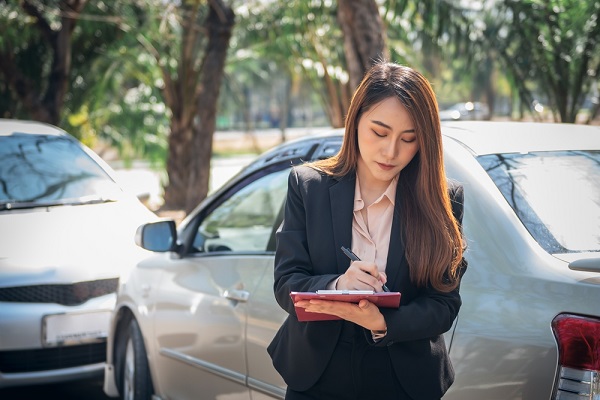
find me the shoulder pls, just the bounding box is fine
[293,164,327,178]
[288,165,347,201]
[291,164,334,187]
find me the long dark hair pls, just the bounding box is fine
[313,61,464,292]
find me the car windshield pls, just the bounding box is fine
[479,150,600,254]
[0,133,121,209]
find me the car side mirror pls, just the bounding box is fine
[135,220,177,252]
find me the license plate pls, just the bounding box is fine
[43,311,111,346]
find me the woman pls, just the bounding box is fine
[267,61,467,400]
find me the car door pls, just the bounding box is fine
[245,198,289,400]
[150,167,290,400]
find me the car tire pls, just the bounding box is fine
[120,318,153,400]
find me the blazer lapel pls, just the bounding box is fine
[329,174,356,274]
[385,182,406,291]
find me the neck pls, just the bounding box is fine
[356,170,394,207]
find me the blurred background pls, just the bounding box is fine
[1,0,599,216]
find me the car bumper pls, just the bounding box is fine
[0,293,116,388]
[0,362,105,389]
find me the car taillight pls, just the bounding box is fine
[551,313,600,399]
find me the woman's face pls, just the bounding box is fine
[356,96,420,189]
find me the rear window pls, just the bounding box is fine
[478,150,600,254]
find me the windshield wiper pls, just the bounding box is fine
[0,200,53,211]
[0,196,117,211]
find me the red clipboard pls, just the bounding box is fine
[290,290,401,322]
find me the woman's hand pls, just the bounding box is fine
[294,298,387,331]
[336,260,388,292]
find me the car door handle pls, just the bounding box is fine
[223,289,250,303]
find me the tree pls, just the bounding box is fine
[0,0,87,124]
[337,0,388,89]
[238,0,348,128]
[0,0,132,127]
[74,44,170,165]
[139,0,235,213]
[236,0,389,129]
[482,0,600,123]
[381,0,502,116]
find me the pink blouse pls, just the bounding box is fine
[351,175,398,275]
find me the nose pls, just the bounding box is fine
[381,137,399,160]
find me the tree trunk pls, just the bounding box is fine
[0,0,87,125]
[185,0,235,214]
[162,119,194,209]
[42,0,84,124]
[337,0,388,90]
[279,77,290,144]
[161,1,234,212]
[161,1,201,211]
[483,59,495,120]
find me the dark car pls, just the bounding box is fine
[439,102,490,121]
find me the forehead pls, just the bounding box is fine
[360,97,413,128]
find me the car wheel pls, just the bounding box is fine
[121,319,153,400]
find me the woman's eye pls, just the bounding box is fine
[402,138,416,143]
[372,130,385,137]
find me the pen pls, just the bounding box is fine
[340,246,390,292]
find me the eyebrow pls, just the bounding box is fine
[371,119,415,134]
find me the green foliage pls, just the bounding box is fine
[441,0,600,122]
[0,1,48,119]
[494,0,600,122]
[231,0,348,127]
[69,45,170,167]
[61,3,169,166]
[3,0,598,179]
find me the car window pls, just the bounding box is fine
[194,168,290,253]
[478,150,600,253]
[0,133,121,204]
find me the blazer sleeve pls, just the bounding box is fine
[272,167,341,316]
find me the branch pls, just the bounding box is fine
[21,0,54,42]
[61,0,88,35]
[136,33,177,111]
[180,1,202,114]
[207,0,228,23]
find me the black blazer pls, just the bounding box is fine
[267,165,467,400]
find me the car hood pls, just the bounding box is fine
[0,199,157,287]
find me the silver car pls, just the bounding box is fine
[104,121,600,400]
[0,119,157,388]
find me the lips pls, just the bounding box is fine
[377,162,395,171]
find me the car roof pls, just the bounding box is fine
[249,121,600,171]
[441,121,600,156]
[243,129,345,174]
[0,119,66,137]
